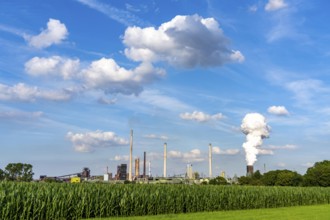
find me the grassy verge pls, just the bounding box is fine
[90,204,330,220]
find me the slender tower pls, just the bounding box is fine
[163,142,167,178]
[129,129,133,181]
[209,143,212,178]
[143,151,146,178]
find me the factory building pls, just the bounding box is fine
[116,164,127,180]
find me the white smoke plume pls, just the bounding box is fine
[241,113,270,165]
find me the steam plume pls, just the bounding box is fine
[241,113,270,165]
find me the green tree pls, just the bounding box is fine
[5,163,34,182]
[0,168,5,180]
[303,160,330,187]
[262,170,302,186]
[209,176,228,185]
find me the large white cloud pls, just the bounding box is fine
[25,56,80,80]
[180,111,223,122]
[267,105,289,116]
[265,0,288,11]
[25,19,68,49]
[123,14,244,68]
[81,58,165,95]
[67,130,129,153]
[0,83,72,102]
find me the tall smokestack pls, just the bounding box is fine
[148,161,151,177]
[129,129,133,181]
[163,142,167,178]
[143,151,146,178]
[247,165,254,176]
[209,143,212,178]
[135,158,140,178]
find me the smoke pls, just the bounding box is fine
[241,113,270,165]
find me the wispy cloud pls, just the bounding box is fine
[75,0,150,27]
[0,23,26,38]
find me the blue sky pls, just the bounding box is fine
[0,0,329,178]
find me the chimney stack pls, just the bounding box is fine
[128,129,133,181]
[163,142,167,178]
[209,143,212,178]
[135,158,140,178]
[246,165,254,176]
[143,151,146,178]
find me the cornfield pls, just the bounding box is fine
[0,182,329,220]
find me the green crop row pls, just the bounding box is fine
[0,182,329,220]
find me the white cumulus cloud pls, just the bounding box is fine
[123,14,244,68]
[265,0,288,11]
[67,130,129,153]
[268,105,289,116]
[81,58,165,95]
[25,56,80,80]
[168,149,204,162]
[0,83,72,102]
[180,111,224,122]
[25,18,68,49]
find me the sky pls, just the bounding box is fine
[0,0,329,179]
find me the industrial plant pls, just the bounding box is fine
[40,123,261,183]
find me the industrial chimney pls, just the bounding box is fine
[143,151,146,179]
[163,142,167,178]
[209,143,212,178]
[135,158,140,178]
[246,165,254,176]
[128,129,133,181]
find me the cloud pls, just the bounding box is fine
[212,147,240,155]
[285,79,329,104]
[76,0,149,27]
[301,162,314,168]
[25,19,68,49]
[265,0,288,11]
[268,105,289,116]
[249,5,258,13]
[180,111,224,122]
[67,130,129,153]
[0,23,26,38]
[277,162,286,167]
[25,56,80,80]
[268,144,297,150]
[143,134,168,140]
[168,149,204,162]
[112,155,129,161]
[81,58,165,95]
[123,14,244,68]
[98,97,117,105]
[0,83,72,102]
[258,149,274,155]
[0,110,43,120]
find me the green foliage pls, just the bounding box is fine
[4,163,34,182]
[303,160,330,187]
[209,176,228,185]
[0,182,329,219]
[0,169,5,181]
[261,170,302,186]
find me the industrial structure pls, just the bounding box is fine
[246,165,254,176]
[163,142,167,178]
[209,143,212,178]
[135,158,140,178]
[128,129,133,181]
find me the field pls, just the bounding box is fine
[92,204,330,220]
[0,182,330,219]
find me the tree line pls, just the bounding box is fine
[0,163,34,182]
[209,160,330,187]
